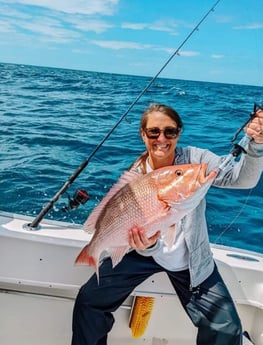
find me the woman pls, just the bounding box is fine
[72,104,263,345]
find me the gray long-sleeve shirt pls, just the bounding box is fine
[135,141,263,287]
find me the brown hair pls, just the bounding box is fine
[140,103,183,131]
[129,104,183,174]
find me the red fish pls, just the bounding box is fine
[75,164,217,280]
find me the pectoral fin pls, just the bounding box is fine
[163,224,176,250]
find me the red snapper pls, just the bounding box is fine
[75,164,217,280]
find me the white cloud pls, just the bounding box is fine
[122,22,147,30]
[233,23,263,30]
[211,54,224,59]
[122,20,179,34]
[1,14,80,43]
[0,18,16,33]
[0,4,31,19]
[0,0,119,15]
[68,17,113,34]
[149,20,178,33]
[91,40,152,50]
[179,50,200,57]
[0,3,115,44]
[21,19,80,43]
[90,40,200,60]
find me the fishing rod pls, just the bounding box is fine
[218,103,263,173]
[27,0,222,230]
[214,102,263,244]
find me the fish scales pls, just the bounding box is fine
[90,178,163,246]
[75,164,217,282]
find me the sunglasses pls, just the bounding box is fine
[144,127,180,139]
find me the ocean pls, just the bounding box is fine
[0,62,262,253]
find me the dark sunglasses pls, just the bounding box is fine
[144,127,180,139]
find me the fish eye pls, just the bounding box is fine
[175,169,183,176]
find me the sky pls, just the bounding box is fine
[0,0,262,86]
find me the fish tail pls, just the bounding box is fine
[75,245,100,283]
[75,248,94,265]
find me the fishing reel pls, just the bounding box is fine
[230,103,263,158]
[62,189,89,212]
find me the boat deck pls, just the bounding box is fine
[0,211,262,345]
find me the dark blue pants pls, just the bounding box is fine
[71,251,242,345]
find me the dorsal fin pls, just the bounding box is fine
[83,170,141,234]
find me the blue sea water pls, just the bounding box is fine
[0,62,262,253]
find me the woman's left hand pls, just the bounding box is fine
[129,225,161,250]
[245,109,263,144]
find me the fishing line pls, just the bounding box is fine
[214,189,253,244]
[28,0,222,229]
[214,103,263,243]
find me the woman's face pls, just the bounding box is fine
[140,111,180,165]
